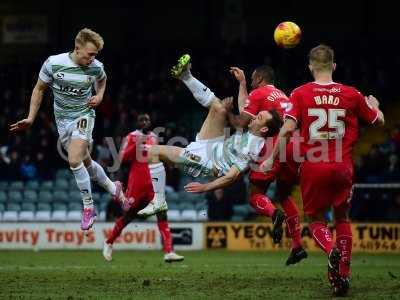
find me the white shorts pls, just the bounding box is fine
[56,114,95,150]
[179,134,224,178]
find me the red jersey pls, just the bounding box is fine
[120,130,158,166]
[244,85,292,186]
[285,82,379,163]
[120,130,157,199]
[243,85,288,118]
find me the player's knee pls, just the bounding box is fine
[68,158,83,169]
[210,100,226,116]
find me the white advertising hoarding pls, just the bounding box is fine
[0,222,203,250]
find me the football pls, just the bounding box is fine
[274,21,301,48]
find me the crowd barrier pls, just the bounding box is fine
[0,222,399,252]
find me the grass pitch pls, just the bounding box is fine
[0,250,399,299]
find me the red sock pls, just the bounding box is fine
[336,220,352,277]
[249,193,276,218]
[106,216,128,244]
[157,220,173,253]
[281,197,302,249]
[309,222,334,254]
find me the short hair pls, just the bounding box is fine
[254,65,275,84]
[137,113,150,121]
[264,110,283,137]
[75,28,104,50]
[308,44,334,72]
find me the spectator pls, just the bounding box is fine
[20,154,38,181]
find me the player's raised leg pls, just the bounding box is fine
[68,139,96,231]
[172,54,228,140]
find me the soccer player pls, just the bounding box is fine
[137,55,282,219]
[228,65,306,265]
[10,28,124,231]
[262,44,384,296]
[102,113,184,263]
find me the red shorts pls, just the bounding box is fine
[300,161,353,217]
[125,170,154,211]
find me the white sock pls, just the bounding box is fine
[150,162,166,196]
[181,73,215,107]
[71,163,93,209]
[87,160,116,195]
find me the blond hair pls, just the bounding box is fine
[75,28,104,50]
[309,44,334,72]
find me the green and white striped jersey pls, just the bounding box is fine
[212,131,265,176]
[39,52,106,120]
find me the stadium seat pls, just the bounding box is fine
[92,192,101,203]
[99,202,108,212]
[40,181,54,190]
[167,209,181,221]
[25,180,39,190]
[231,215,244,222]
[19,203,36,221]
[195,201,208,211]
[3,203,20,221]
[55,179,69,190]
[8,181,24,190]
[37,203,52,211]
[0,181,8,190]
[99,193,111,203]
[51,210,67,221]
[8,191,23,203]
[56,168,72,180]
[197,209,208,221]
[53,190,69,203]
[0,203,5,220]
[180,209,197,221]
[23,190,38,203]
[36,203,51,221]
[166,191,179,202]
[68,203,82,211]
[38,191,53,203]
[233,205,250,219]
[0,191,7,203]
[180,202,196,211]
[53,203,67,211]
[66,210,81,221]
[69,191,82,203]
[69,179,78,190]
[186,193,204,204]
[98,210,106,221]
[167,202,180,210]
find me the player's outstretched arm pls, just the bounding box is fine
[230,67,248,112]
[9,78,48,132]
[223,96,253,129]
[184,166,241,193]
